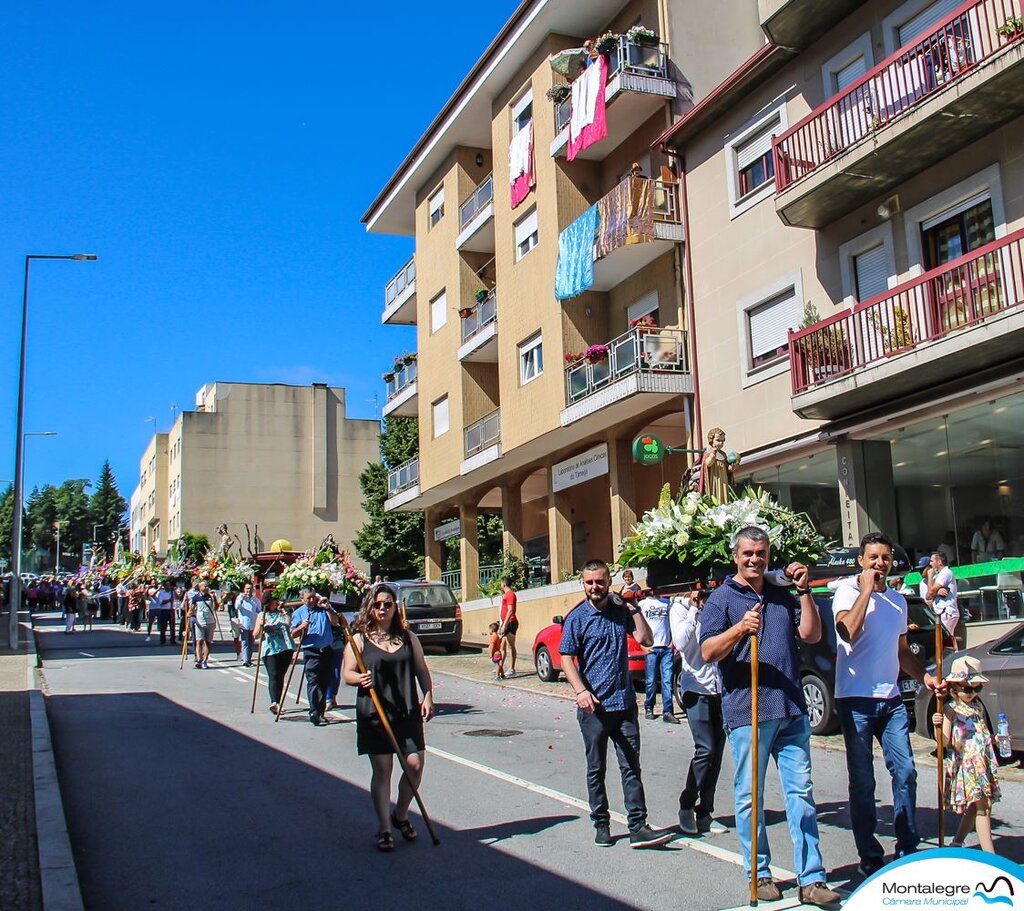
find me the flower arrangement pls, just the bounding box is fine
[997,15,1024,39]
[401,352,417,366]
[474,288,490,304]
[383,370,395,383]
[630,314,657,330]
[545,84,570,104]
[193,557,222,586]
[216,554,258,592]
[596,31,619,54]
[626,24,659,45]
[618,484,828,578]
[273,547,370,599]
[585,343,609,363]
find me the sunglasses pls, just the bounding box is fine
[374,600,396,608]
[959,684,983,693]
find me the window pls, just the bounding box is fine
[839,222,897,306]
[834,55,867,92]
[853,244,890,302]
[736,127,775,197]
[518,332,543,385]
[432,396,449,438]
[736,270,803,387]
[883,0,964,53]
[921,194,995,270]
[725,98,788,219]
[514,207,539,261]
[428,186,445,228]
[821,34,873,97]
[430,291,447,333]
[627,291,659,327]
[511,89,533,135]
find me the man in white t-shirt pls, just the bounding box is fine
[919,552,959,637]
[833,532,941,878]
[638,587,679,724]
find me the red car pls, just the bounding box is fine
[533,609,647,682]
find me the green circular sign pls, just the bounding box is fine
[632,433,665,465]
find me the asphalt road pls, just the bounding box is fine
[35,615,1024,911]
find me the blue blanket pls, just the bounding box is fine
[555,205,599,300]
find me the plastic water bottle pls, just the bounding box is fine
[996,713,1012,759]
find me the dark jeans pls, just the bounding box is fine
[679,691,726,816]
[152,609,174,644]
[117,596,127,625]
[644,647,674,714]
[127,607,141,631]
[837,696,919,862]
[577,704,647,831]
[325,649,344,703]
[302,648,333,718]
[264,651,292,705]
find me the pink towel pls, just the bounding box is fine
[509,121,535,209]
[567,55,608,162]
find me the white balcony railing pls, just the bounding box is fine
[387,457,419,496]
[458,174,494,230]
[384,257,416,308]
[464,408,501,457]
[461,290,497,342]
[565,327,689,404]
[385,361,417,400]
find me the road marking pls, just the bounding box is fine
[79,652,95,658]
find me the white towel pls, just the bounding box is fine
[570,60,602,141]
[508,120,533,184]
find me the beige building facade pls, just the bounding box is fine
[129,382,379,565]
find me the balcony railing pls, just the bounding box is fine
[387,457,420,496]
[464,408,501,457]
[461,289,497,342]
[385,361,417,400]
[789,227,1024,395]
[773,0,1024,192]
[565,327,689,404]
[384,256,416,307]
[552,36,670,134]
[458,174,494,230]
[441,563,503,592]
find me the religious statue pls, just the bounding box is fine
[215,523,234,558]
[113,536,124,564]
[688,427,740,503]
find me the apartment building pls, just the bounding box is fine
[363,0,765,623]
[658,0,1024,638]
[129,382,379,564]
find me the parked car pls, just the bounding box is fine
[914,620,1024,758]
[387,580,463,653]
[533,610,647,682]
[798,592,954,736]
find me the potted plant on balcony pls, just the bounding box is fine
[630,314,657,334]
[793,302,852,383]
[626,25,659,47]
[382,370,395,383]
[585,343,610,364]
[545,84,570,104]
[401,352,417,366]
[997,15,1024,40]
[459,303,476,319]
[872,305,915,356]
[596,32,619,55]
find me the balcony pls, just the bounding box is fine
[461,408,501,473]
[382,360,418,418]
[384,457,420,511]
[455,174,494,252]
[788,228,1024,420]
[561,327,693,426]
[382,256,416,325]
[772,0,1024,227]
[551,36,676,161]
[759,0,866,50]
[458,289,498,362]
[589,178,685,292]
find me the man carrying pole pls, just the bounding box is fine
[700,526,839,908]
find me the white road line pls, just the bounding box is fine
[79,652,95,658]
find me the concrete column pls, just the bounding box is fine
[608,436,639,551]
[836,439,898,547]
[459,504,480,601]
[548,470,573,582]
[424,508,444,581]
[310,383,328,512]
[501,481,524,559]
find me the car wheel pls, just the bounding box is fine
[673,661,685,710]
[802,674,837,736]
[535,645,559,682]
[443,642,461,655]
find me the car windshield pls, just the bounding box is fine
[906,599,936,629]
[402,585,456,608]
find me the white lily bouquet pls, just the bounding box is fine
[274,547,369,599]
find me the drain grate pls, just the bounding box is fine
[462,728,523,737]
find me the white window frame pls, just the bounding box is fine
[903,164,1005,276]
[518,331,543,386]
[511,88,533,135]
[514,206,539,261]
[724,95,789,220]
[820,33,874,97]
[735,270,804,388]
[839,221,897,306]
[432,396,449,438]
[882,0,962,53]
[430,290,448,334]
[428,185,445,229]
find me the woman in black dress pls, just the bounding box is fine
[343,583,434,851]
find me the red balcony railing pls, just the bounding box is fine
[773,0,1024,192]
[788,227,1024,395]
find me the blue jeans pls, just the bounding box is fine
[837,696,919,862]
[239,629,255,664]
[644,647,674,714]
[727,714,826,886]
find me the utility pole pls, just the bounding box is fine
[54,521,61,574]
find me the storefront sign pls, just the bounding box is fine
[632,433,665,465]
[433,519,461,542]
[553,444,609,492]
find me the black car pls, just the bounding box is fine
[388,580,463,653]
[799,593,952,735]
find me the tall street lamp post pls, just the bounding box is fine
[9,253,97,649]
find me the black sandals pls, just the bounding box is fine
[391,812,418,841]
[376,831,394,852]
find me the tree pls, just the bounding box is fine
[0,484,14,562]
[353,417,425,578]
[89,460,128,551]
[25,485,58,552]
[171,532,209,563]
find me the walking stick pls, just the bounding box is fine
[749,628,760,907]
[342,619,441,847]
[179,609,192,670]
[250,647,262,713]
[275,631,304,723]
[935,620,945,847]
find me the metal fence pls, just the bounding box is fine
[565,327,688,405]
[384,256,416,307]
[464,408,501,457]
[385,361,417,400]
[461,289,497,342]
[387,457,419,496]
[458,174,494,230]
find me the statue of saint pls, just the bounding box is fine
[215,523,234,558]
[690,427,739,503]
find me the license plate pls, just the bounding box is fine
[900,679,920,694]
[417,622,442,631]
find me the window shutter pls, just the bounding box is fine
[429,188,444,217]
[834,54,867,92]
[853,244,890,301]
[515,208,538,246]
[627,291,659,323]
[897,0,962,46]
[432,397,449,438]
[736,122,778,170]
[430,292,447,332]
[921,191,991,231]
[748,290,799,358]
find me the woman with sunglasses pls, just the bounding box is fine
[343,582,435,851]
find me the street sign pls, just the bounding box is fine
[632,434,666,465]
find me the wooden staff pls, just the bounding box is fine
[250,647,262,714]
[179,608,192,670]
[293,649,307,705]
[749,628,760,907]
[275,631,304,723]
[934,620,945,847]
[340,616,440,847]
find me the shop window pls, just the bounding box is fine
[519,331,543,385]
[428,186,445,229]
[515,207,539,261]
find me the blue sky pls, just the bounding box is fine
[0,1,516,497]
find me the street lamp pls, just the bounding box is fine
[10,253,97,649]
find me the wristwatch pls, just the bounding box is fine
[795,587,812,596]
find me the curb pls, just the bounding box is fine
[26,621,85,911]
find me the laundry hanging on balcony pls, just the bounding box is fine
[555,205,600,300]
[596,176,654,258]
[567,54,607,161]
[509,120,535,209]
